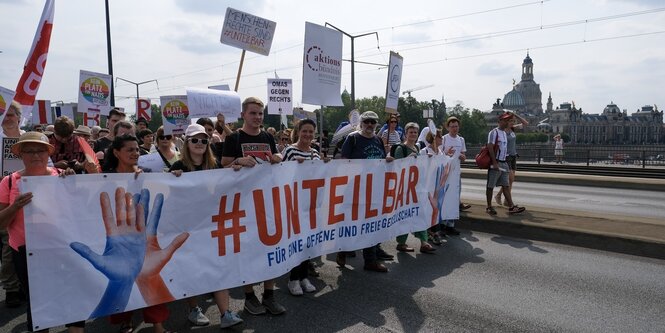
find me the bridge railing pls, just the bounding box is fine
[465,144,665,168]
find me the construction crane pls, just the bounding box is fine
[402,84,434,98]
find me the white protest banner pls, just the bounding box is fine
[2,137,22,177]
[160,95,189,135]
[208,84,230,91]
[220,7,276,56]
[24,155,458,329]
[267,78,293,115]
[0,86,16,130]
[185,88,241,119]
[136,98,152,122]
[78,70,112,116]
[52,104,75,120]
[32,100,52,124]
[138,153,166,173]
[302,22,343,106]
[385,52,403,114]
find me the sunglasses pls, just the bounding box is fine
[188,138,209,145]
[363,119,377,124]
[158,135,173,140]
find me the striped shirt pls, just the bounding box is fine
[282,145,321,162]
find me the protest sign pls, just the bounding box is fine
[83,112,100,127]
[2,137,22,177]
[208,84,230,91]
[0,86,16,129]
[136,98,152,121]
[267,78,293,115]
[302,22,343,106]
[160,95,189,135]
[13,0,54,126]
[385,52,403,114]
[24,155,459,329]
[32,99,52,124]
[293,107,316,121]
[138,153,166,173]
[220,7,276,56]
[78,70,112,116]
[185,88,241,119]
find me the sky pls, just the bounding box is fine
[1,0,664,117]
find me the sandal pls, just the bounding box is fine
[486,207,497,216]
[459,203,471,211]
[396,244,415,252]
[428,232,443,245]
[508,205,526,214]
[420,243,437,254]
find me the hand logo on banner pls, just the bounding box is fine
[70,188,188,318]
[428,163,451,226]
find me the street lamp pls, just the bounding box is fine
[115,77,158,114]
[324,23,378,110]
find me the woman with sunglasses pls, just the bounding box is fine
[380,114,402,154]
[169,124,243,329]
[154,127,180,172]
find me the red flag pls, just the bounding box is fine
[14,0,55,120]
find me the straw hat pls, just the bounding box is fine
[11,132,55,155]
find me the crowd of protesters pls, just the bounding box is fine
[0,96,525,332]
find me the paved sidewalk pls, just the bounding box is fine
[458,168,665,259]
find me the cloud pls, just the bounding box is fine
[609,0,664,6]
[476,61,516,76]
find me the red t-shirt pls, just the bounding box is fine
[0,168,60,250]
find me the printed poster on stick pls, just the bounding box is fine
[384,52,403,114]
[2,138,22,177]
[78,70,112,116]
[302,22,343,106]
[267,78,293,115]
[220,7,277,56]
[160,95,189,135]
[0,86,16,128]
[185,88,241,119]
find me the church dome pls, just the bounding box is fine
[503,88,525,109]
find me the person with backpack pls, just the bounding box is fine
[393,122,436,254]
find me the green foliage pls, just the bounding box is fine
[447,104,488,144]
[516,132,549,143]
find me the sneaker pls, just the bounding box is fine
[243,294,266,315]
[288,280,303,296]
[187,306,210,326]
[262,295,286,315]
[300,278,316,293]
[4,291,21,308]
[220,310,243,328]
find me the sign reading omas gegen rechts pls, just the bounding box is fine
[220,8,276,56]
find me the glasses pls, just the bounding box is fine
[363,119,377,125]
[158,135,173,140]
[21,149,48,156]
[188,138,209,145]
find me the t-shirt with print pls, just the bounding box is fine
[282,145,321,162]
[340,132,386,160]
[487,128,508,161]
[0,168,60,250]
[441,134,467,159]
[222,129,278,162]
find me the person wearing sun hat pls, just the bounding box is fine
[0,132,83,332]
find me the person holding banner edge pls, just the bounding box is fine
[0,132,82,332]
[169,124,243,328]
[221,97,286,315]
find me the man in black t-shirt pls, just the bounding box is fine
[221,97,285,316]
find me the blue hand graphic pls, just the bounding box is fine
[70,187,146,318]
